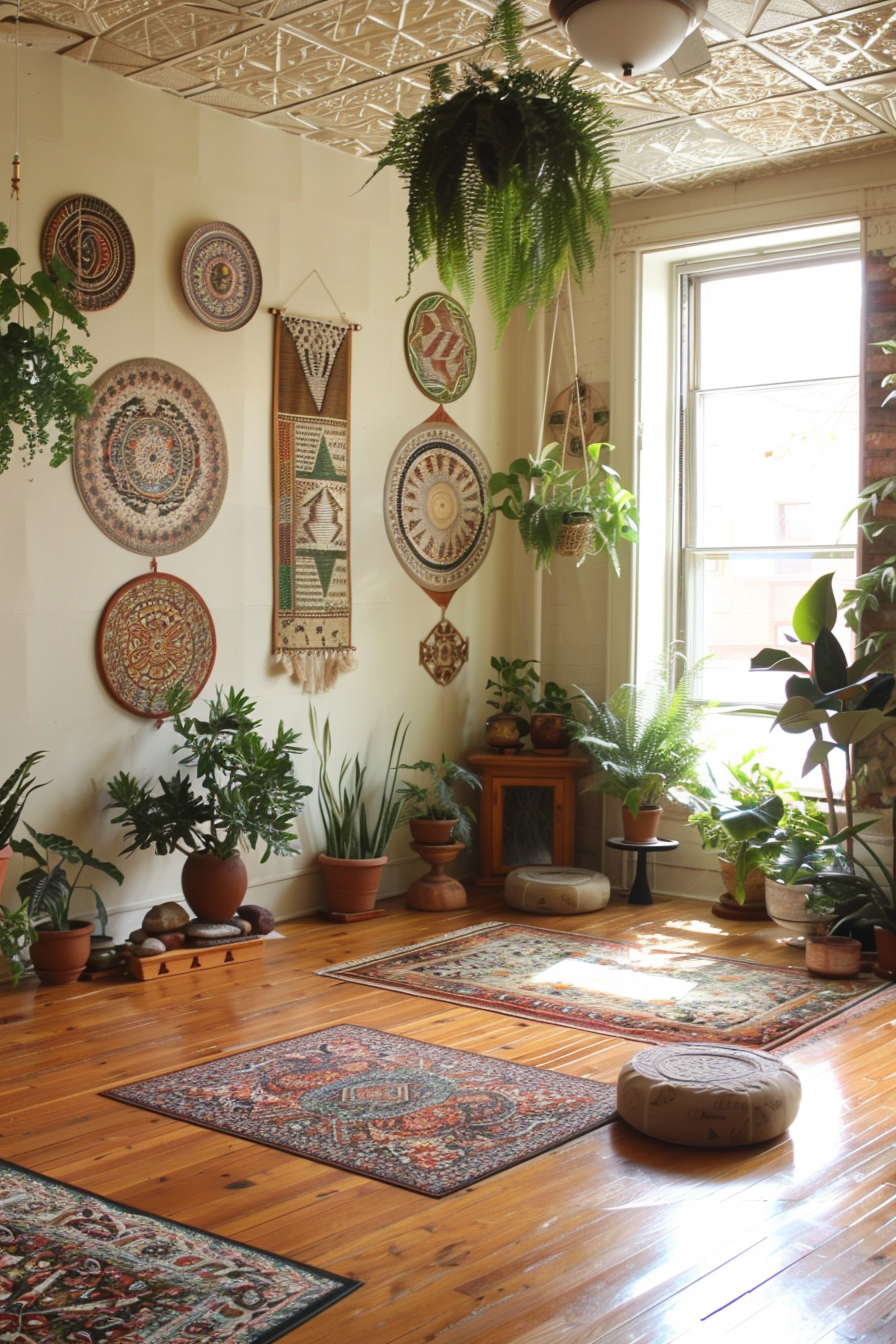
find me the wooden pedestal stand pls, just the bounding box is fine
[406,840,466,910]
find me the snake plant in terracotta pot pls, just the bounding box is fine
[108,685,311,923]
[0,752,45,983]
[369,0,617,341]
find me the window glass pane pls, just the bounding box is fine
[694,380,858,548]
[697,260,860,389]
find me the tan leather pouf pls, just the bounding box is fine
[616,1043,801,1147]
[503,866,611,915]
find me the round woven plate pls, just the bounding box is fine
[74,358,228,556]
[181,222,263,331]
[384,419,494,592]
[41,195,135,311]
[405,293,476,403]
[97,573,216,718]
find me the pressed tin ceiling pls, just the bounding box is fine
[4,0,896,194]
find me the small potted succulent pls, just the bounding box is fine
[10,823,124,985]
[399,755,483,845]
[485,656,539,752]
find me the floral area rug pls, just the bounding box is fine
[105,1024,616,1198]
[0,1158,358,1342]
[316,922,894,1050]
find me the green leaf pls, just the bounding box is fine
[812,626,849,694]
[802,739,835,777]
[792,573,837,644]
[827,708,891,746]
[751,648,809,675]
[773,696,829,733]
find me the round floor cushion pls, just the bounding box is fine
[616,1043,801,1147]
[503,866,611,914]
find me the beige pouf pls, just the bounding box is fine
[616,1043,801,1147]
[503,866,611,915]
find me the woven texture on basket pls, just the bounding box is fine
[556,519,594,558]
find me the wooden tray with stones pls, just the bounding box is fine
[125,937,264,980]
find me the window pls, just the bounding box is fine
[677,248,861,713]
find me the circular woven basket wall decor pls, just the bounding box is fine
[97,572,216,719]
[74,358,228,556]
[41,195,135,311]
[181,222,263,331]
[384,418,494,593]
[405,293,476,403]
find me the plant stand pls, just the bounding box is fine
[125,938,264,980]
[322,908,388,923]
[606,837,679,906]
[406,840,466,910]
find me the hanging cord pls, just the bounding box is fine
[271,269,361,330]
[10,0,21,201]
[534,294,561,464]
[565,268,590,484]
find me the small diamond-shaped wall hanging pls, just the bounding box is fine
[420,617,469,686]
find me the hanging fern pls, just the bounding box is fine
[370,0,617,340]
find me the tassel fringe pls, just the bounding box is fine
[275,646,358,693]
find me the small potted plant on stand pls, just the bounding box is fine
[10,824,123,985]
[485,656,539,751]
[398,756,483,911]
[310,709,410,918]
[522,680,580,755]
[108,685,311,923]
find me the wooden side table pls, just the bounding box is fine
[468,751,590,887]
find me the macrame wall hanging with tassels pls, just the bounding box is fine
[272,308,358,693]
[384,406,494,686]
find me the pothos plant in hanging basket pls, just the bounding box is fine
[369,0,617,340]
[0,221,96,474]
[486,440,638,571]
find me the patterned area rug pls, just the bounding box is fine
[105,1025,616,1197]
[0,1159,358,1342]
[316,922,895,1050]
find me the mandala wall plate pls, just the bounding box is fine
[42,195,135,310]
[181,222,263,331]
[405,293,476,403]
[74,358,228,555]
[98,573,216,718]
[384,418,494,593]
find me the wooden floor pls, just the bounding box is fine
[4,888,896,1343]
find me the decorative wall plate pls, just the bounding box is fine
[97,573,216,718]
[41,195,135,310]
[181,222,263,331]
[405,293,476,403]
[384,417,493,593]
[74,358,228,555]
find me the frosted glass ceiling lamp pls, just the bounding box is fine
[548,0,708,77]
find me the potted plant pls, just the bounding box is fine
[108,685,311,923]
[484,656,539,751]
[808,814,896,975]
[522,679,581,755]
[398,755,483,845]
[9,823,123,985]
[0,751,45,897]
[571,652,708,842]
[369,0,616,341]
[310,709,411,914]
[487,441,638,572]
[0,223,96,473]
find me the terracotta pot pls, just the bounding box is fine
[529,712,571,755]
[621,805,662,843]
[484,713,527,753]
[319,853,388,914]
[874,925,896,980]
[0,843,11,899]
[30,920,94,986]
[181,852,248,923]
[406,839,466,911]
[712,859,769,921]
[408,817,457,845]
[805,935,862,978]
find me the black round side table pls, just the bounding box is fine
[606,837,679,906]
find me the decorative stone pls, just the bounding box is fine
[128,928,147,944]
[617,1043,802,1148]
[86,947,121,971]
[504,866,611,915]
[143,901,191,935]
[183,920,244,941]
[237,904,275,935]
[130,937,167,957]
[156,931,186,951]
[232,917,252,935]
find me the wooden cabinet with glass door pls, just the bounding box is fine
[468,752,590,886]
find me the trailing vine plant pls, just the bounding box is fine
[0,221,96,473]
[369,0,617,340]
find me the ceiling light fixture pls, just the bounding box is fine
[548,0,708,78]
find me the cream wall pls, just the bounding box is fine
[0,47,542,940]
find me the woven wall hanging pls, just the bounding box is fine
[41,195,135,310]
[73,358,228,556]
[548,378,610,464]
[405,293,476,403]
[181,222,263,331]
[384,407,493,686]
[97,572,216,719]
[272,311,356,692]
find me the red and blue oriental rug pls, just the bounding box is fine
[105,1024,616,1197]
[316,922,894,1050]
[0,1158,358,1342]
